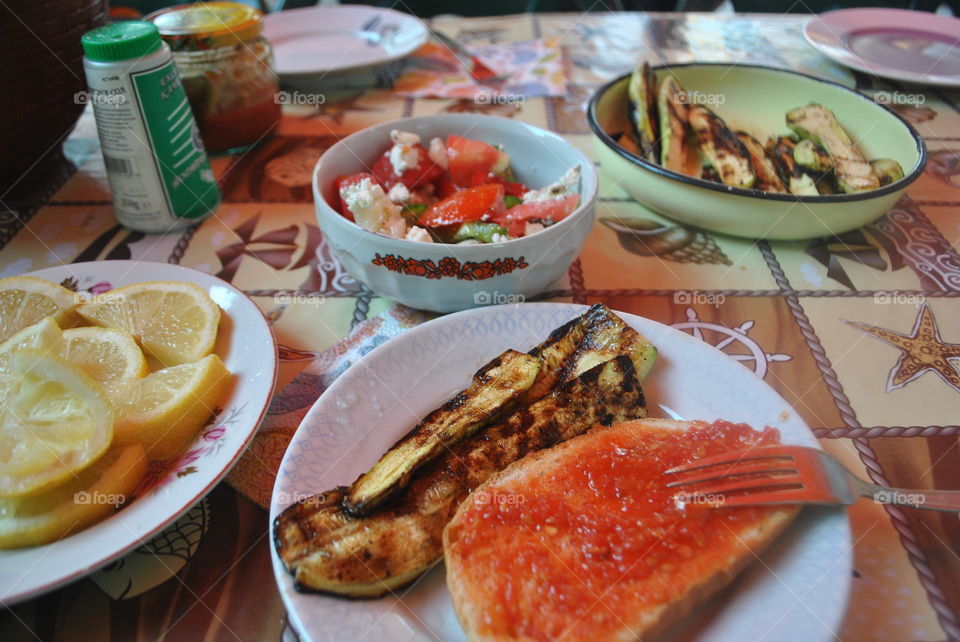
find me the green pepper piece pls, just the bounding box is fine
[452,222,509,243]
[401,203,428,225]
[504,195,522,209]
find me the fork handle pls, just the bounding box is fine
[864,485,960,512]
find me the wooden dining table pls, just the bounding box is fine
[1,9,959,642]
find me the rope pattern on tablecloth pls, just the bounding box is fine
[568,258,585,304]
[167,224,197,264]
[760,240,960,641]
[352,286,372,329]
[815,426,960,438]
[853,437,960,641]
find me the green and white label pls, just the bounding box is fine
[130,62,219,220]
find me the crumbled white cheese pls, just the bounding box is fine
[388,142,420,176]
[390,129,420,146]
[522,165,581,203]
[490,232,510,243]
[342,177,406,237]
[405,226,433,243]
[428,137,448,169]
[524,221,546,236]
[456,239,481,245]
[387,183,410,203]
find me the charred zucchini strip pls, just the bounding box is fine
[767,136,819,196]
[628,62,660,162]
[786,103,879,193]
[871,158,905,186]
[344,349,540,514]
[793,138,833,174]
[688,106,755,189]
[737,132,786,193]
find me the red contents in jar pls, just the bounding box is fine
[197,93,280,153]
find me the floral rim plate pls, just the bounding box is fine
[271,303,852,642]
[264,5,429,77]
[0,260,277,604]
[805,8,960,87]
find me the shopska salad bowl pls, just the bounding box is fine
[312,114,598,313]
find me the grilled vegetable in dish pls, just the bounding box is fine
[688,106,755,189]
[737,132,785,193]
[793,138,833,174]
[523,302,656,401]
[657,76,695,176]
[344,349,540,515]
[871,158,905,186]
[273,304,656,598]
[273,355,650,597]
[786,103,880,193]
[623,63,903,196]
[767,136,819,196]
[628,62,659,163]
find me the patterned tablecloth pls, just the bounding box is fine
[2,10,960,642]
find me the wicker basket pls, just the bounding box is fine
[0,0,108,192]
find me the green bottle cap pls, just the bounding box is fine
[82,21,163,62]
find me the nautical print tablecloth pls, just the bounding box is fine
[2,11,960,642]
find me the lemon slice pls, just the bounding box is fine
[0,317,65,408]
[0,276,78,343]
[0,444,147,549]
[0,351,114,497]
[114,353,231,460]
[76,281,220,367]
[61,327,148,396]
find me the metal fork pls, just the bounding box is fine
[665,445,960,512]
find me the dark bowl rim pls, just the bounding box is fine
[586,62,928,204]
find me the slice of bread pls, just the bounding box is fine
[443,418,799,642]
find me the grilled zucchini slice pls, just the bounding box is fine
[658,75,696,176]
[786,103,879,193]
[793,138,834,173]
[344,349,540,514]
[871,158,905,186]
[628,62,660,162]
[767,136,819,196]
[737,132,785,193]
[688,106,755,189]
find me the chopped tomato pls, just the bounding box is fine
[420,184,505,228]
[371,144,444,190]
[333,172,378,220]
[494,194,580,236]
[447,135,501,186]
[469,171,527,198]
[436,177,462,199]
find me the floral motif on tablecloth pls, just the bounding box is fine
[371,253,528,280]
[393,38,566,99]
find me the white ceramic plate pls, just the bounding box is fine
[805,8,960,86]
[264,5,428,77]
[0,260,277,604]
[271,303,852,642]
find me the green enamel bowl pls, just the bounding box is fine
[587,63,926,241]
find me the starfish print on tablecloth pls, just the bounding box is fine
[843,303,960,393]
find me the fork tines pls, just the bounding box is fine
[664,445,809,506]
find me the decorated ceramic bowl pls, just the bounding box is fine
[588,63,926,241]
[312,114,598,312]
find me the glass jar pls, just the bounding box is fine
[147,2,281,154]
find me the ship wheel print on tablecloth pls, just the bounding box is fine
[672,307,791,379]
[843,302,960,393]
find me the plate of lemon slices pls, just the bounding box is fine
[0,261,277,604]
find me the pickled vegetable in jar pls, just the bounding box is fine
[147,2,281,153]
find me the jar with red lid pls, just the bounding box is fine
[147,2,281,153]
